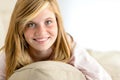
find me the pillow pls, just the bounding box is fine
[8,61,85,80]
[88,50,120,80]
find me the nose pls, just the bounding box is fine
[35,24,47,36]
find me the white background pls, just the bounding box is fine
[58,0,120,51]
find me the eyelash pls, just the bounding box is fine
[27,23,36,28]
[45,20,52,25]
[26,20,53,28]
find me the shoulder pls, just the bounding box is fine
[66,33,74,44]
[73,44,91,62]
[71,45,112,80]
[66,33,76,50]
[66,33,93,60]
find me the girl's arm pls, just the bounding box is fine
[69,43,112,80]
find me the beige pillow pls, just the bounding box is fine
[88,50,120,80]
[9,61,85,80]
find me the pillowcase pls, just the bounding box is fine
[8,61,85,80]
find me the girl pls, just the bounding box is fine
[0,0,112,80]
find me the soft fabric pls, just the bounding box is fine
[1,47,112,80]
[88,50,120,80]
[8,61,86,80]
[72,46,112,80]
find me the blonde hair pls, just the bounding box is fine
[5,0,72,79]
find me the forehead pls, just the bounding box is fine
[31,7,56,22]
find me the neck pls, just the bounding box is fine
[28,48,52,62]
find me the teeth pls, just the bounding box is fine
[35,38,48,41]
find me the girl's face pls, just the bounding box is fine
[24,7,58,52]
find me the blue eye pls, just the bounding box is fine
[27,22,36,28]
[45,20,52,25]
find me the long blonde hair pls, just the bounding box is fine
[5,0,72,79]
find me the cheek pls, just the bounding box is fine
[24,33,28,40]
[52,26,58,37]
[24,30,33,39]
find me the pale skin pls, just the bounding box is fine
[24,7,58,61]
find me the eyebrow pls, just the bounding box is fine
[28,16,55,23]
[45,17,54,19]
[27,21,35,24]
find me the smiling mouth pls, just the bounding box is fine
[33,37,49,43]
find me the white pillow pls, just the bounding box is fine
[9,61,85,80]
